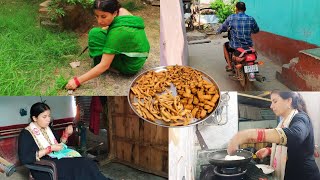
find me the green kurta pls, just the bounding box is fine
[88,15,150,74]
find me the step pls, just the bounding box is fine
[188,39,211,45]
[39,0,51,8]
[39,15,52,22]
[39,7,49,15]
[186,31,207,42]
[40,20,62,30]
[152,0,160,6]
[300,48,320,60]
[277,48,320,90]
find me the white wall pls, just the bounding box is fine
[197,91,238,149]
[160,0,189,66]
[0,96,75,127]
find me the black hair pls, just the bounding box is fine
[30,102,51,121]
[93,0,121,14]
[271,90,308,114]
[236,2,246,12]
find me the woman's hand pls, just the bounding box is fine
[256,148,270,159]
[51,144,63,152]
[227,136,240,155]
[65,125,73,136]
[65,78,78,90]
[65,54,115,90]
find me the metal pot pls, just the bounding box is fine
[207,149,253,168]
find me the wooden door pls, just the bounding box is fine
[107,96,168,177]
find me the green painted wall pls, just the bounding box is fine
[242,0,320,46]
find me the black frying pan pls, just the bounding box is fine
[208,149,253,168]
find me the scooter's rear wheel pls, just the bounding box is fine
[244,75,253,91]
[239,70,253,91]
[239,70,246,87]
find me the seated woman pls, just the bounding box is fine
[18,102,110,180]
[66,0,150,90]
[228,91,320,180]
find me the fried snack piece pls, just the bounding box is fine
[130,66,220,126]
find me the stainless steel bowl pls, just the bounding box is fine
[128,65,221,127]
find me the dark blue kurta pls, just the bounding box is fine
[282,112,320,180]
[18,128,109,180]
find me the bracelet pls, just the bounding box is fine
[46,146,52,154]
[73,77,81,87]
[257,129,266,142]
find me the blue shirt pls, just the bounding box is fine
[218,12,259,49]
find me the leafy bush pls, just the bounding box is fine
[48,0,94,21]
[210,0,238,23]
[48,0,143,21]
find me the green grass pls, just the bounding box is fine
[0,0,81,95]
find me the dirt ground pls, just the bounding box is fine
[57,5,160,96]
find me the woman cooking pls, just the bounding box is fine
[18,102,110,180]
[66,0,150,90]
[228,91,320,180]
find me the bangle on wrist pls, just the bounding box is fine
[73,77,81,87]
[266,147,271,156]
[61,130,69,141]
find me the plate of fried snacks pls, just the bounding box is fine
[128,65,221,127]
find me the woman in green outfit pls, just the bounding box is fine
[66,0,150,90]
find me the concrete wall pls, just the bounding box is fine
[239,120,278,130]
[243,0,320,46]
[160,0,188,66]
[240,0,319,65]
[0,96,75,127]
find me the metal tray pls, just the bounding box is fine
[128,65,221,127]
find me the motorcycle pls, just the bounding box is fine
[222,30,265,90]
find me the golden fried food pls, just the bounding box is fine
[130,66,219,126]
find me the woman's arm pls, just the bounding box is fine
[228,129,280,155]
[18,130,63,163]
[66,54,115,90]
[60,125,73,144]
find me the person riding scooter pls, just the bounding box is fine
[217,2,259,71]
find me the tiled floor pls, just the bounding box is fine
[101,162,166,180]
[0,166,28,180]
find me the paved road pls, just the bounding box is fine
[188,38,290,91]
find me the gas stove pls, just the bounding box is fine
[199,162,270,180]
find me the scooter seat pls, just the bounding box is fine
[235,47,256,57]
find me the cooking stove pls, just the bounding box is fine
[199,162,270,180]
